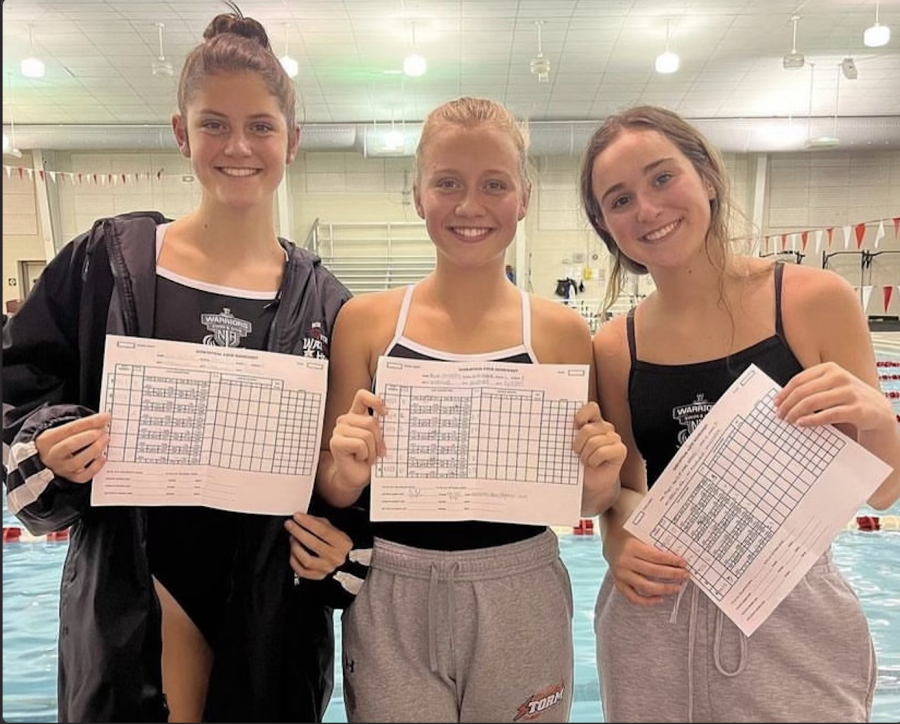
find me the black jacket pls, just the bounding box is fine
[2,211,371,723]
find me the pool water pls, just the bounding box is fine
[6,340,900,722]
[3,514,899,723]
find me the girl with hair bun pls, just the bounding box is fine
[2,10,370,723]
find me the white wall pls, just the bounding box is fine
[4,146,900,318]
[2,151,41,311]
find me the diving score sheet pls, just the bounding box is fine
[92,335,328,516]
[371,357,589,526]
[625,363,892,637]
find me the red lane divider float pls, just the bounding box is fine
[2,526,69,542]
[551,516,898,537]
[6,516,898,542]
[856,515,881,531]
[573,518,595,535]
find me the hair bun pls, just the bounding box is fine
[203,13,272,51]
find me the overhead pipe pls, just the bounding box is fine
[2,117,899,156]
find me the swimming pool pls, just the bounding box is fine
[6,340,900,722]
[3,511,899,723]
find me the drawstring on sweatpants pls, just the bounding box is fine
[713,609,748,676]
[427,562,460,676]
[669,582,699,722]
[669,581,747,723]
[428,564,439,673]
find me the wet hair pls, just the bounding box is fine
[577,105,736,312]
[177,11,298,131]
[414,96,533,194]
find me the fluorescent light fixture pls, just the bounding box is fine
[403,53,427,77]
[805,136,840,149]
[21,57,45,78]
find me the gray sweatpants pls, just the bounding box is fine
[341,529,574,722]
[595,548,876,722]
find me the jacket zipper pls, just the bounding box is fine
[102,218,139,336]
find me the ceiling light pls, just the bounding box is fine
[21,57,45,79]
[782,15,805,70]
[280,23,299,78]
[403,21,427,77]
[530,20,550,83]
[384,129,404,150]
[152,23,174,77]
[21,24,45,78]
[864,1,891,47]
[403,53,427,77]
[804,136,840,149]
[655,51,679,74]
[151,61,174,77]
[280,56,299,78]
[864,23,890,47]
[655,20,679,74]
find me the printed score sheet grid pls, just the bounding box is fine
[372,356,588,526]
[625,363,891,636]
[92,335,328,516]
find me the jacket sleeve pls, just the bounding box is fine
[310,270,365,607]
[300,492,373,609]
[3,405,99,535]
[2,235,98,535]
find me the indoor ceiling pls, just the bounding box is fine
[2,0,900,154]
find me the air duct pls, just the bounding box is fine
[0,123,360,153]
[1,117,899,156]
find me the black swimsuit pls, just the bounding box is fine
[627,262,804,487]
[146,240,278,645]
[367,283,545,550]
